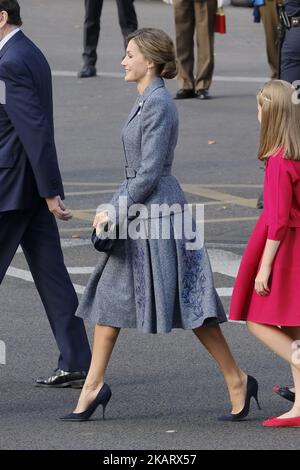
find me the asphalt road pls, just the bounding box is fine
[0,0,299,451]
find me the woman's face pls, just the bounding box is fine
[121,39,153,83]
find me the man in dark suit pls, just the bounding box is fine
[79,0,138,78]
[0,0,91,387]
[280,0,300,83]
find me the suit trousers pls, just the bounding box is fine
[260,0,280,79]
[173,0,217,91]
[83,0,138,66]
[0,201,91,372]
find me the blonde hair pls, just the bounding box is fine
[127,28,177,79]
[257,80,300,161]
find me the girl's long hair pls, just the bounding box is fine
[257,80,300,161]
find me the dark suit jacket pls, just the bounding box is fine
[0,30,64,211]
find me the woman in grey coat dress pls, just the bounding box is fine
[61,29,257,422]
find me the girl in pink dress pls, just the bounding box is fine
[229,80,300,428]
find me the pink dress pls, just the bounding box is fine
[229,149,300,326]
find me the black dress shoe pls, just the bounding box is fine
[272,385,295,403]
[195,89,212,100]
[78,65,97,78]
[174,89,196,100]
[35,369,87,388]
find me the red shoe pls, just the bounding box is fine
[263,416,300,427]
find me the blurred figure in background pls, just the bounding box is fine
[79,0,138,78]
[258,0,280,79]
[173,0,217,100]
[280,0,300,83]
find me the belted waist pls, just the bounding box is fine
[125,165,172,179]
[290,16,300,27]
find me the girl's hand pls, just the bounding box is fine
[255,265,271,296]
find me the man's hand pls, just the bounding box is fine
[46,196,72,221]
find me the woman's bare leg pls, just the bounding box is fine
[278,326,300,418]
[246,322,300,371]
[74,324,120,413]
[247,322,300,418]
[193,325,248,414]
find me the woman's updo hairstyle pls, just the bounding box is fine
[127,28,177,80]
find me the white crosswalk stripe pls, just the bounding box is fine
[52,70,268,84]
[7,249,241,299]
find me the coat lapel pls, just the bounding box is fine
[125,96,142,127]
[125,78,165,127]
[140,77,164,102]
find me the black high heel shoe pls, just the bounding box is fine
[218,375,261,422]
[272,385,295,403]
[60,383,112,422]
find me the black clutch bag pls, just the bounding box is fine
[91,223,118,253]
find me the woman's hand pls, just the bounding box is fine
[93,210,109,234]
[255,265,272,296]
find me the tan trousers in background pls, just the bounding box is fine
[260,0,280,79]
[173,0,217,91]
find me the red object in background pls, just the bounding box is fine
[215,7,226,34]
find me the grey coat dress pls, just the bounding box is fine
[76,78,227,333]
